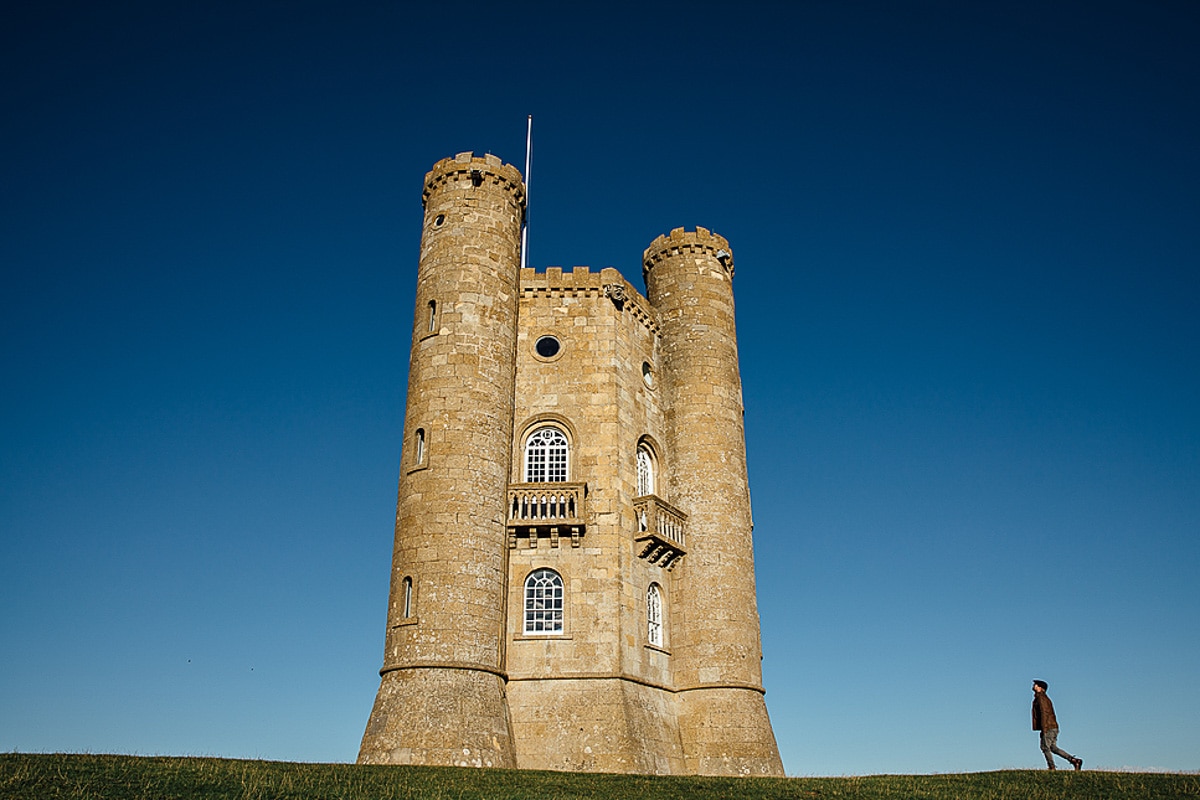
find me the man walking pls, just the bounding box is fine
[1032,679,1083,770]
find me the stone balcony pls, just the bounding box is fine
[507,482,587,548]
[633,494,687,570]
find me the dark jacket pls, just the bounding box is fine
[1032,692,1058,731]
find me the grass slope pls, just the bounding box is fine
[2,754,1197,800]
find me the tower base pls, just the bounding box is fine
[358,667,515,768]
[507,677,686,774]
[677,687,785,776]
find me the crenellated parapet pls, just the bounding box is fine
[422,151,526,209]
[519,266,659,334]
[642,226,735,284]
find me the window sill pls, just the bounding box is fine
[513,634,573,641]
[645,643,671,655]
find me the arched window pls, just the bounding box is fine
[402,576,413,618]
[414,428,426,465]
[524,568,564,634]
[647,583,663,647]
[524,427,569,483]
[427,300,437,333]
[636,443,655,497]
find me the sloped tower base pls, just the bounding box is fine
[507,678,686,773]
[677,688,784,776]
[359,668,515,768]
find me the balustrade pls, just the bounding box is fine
[506,482,586,548]
[633,494,687,569]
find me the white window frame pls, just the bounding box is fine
[524,427,569,483]
[524,568,564,635]
[636,444,654,497]
[647,583,663,647]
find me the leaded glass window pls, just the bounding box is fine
[647,583,663,646]
[524,568,564,634]
[524,427,569,483]
[637,444,654,496]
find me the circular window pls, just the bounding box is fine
[535,336,561,359]
[642,361,655,388]
[434,214,445,226]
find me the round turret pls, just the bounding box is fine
[643,225,735,283]
[644,227,784,776]
[359,153,525,768]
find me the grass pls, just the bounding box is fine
[2,754,1197,800]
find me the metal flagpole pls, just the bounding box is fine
[521,115,531,270]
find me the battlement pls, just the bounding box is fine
[423,151,526,208]
[642,226,735,279]
[519,266,658,333]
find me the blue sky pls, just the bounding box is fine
[2,0,1197,776]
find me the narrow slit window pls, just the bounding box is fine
[414,428,426,465]
[402,576,413,618]
[427,300,437,333]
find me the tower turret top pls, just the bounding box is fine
[422,152,526,208]
[642,226,734,281]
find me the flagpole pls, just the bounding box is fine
[521,115,531,271]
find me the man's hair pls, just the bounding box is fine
[1033,679,1048,690]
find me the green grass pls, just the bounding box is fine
[2,754,1197,800]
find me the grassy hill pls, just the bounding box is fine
[2,754,1197,799]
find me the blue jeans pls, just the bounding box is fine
[1039,728,1075,768]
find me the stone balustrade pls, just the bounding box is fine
[506,482,587,548]
[633,494,688,569]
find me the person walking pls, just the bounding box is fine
[1032,679,1083,770]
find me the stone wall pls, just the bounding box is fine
[506,266,684,772]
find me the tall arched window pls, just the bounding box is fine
[402,576,413,618]
[636,443,655,497]
[524,568,564,634]
[647,583,664,646]
[524,427,569,483]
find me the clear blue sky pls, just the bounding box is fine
[3,0,1197,777]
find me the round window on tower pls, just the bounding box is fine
[434,213,445,227]
[534,335,562,360]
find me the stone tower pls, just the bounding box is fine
[644,229,783,775]
[357,152,524,768]
[359,152,783,776]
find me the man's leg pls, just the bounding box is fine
[1039,729,1057,769]
[1041,728,1080,768]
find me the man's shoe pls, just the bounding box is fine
[1072,758,1083,771]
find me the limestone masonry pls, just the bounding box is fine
[357,151,784,775]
